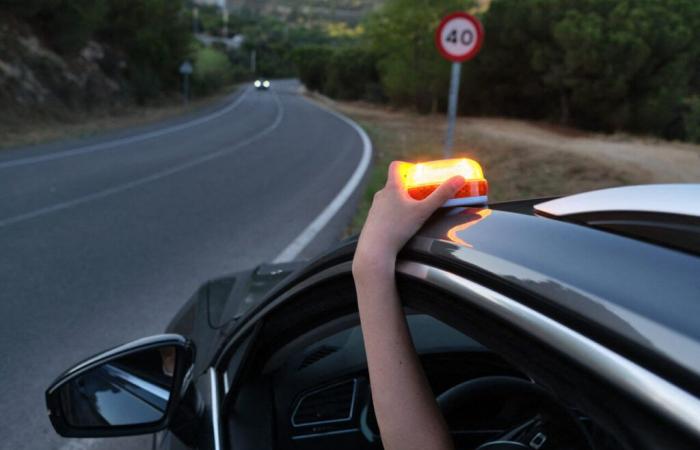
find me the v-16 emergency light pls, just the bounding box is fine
[400,158,488,207]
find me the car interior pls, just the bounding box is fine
[223,276,625,450]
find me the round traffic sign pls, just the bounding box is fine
[435,12,484,62]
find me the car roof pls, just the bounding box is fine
[409,197,700,392]
[233,188,699,394]
[534,184,700,254]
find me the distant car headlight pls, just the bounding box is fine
[254,80,262,88]
[263,80,271,88]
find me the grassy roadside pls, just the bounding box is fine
[0,86,241,151]
[324,100,646,236]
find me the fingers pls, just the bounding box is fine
[424,176,465,209]
[386,161,409,189]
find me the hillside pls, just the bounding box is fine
[0,14,126,132]
[225,0,384,24]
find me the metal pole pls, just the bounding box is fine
[444,62,462,157]
[251,49,256,74]
[183,74,190,106]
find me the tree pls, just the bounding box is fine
[98,0,191,102]
[364,0,476,113]
[466,0,700,138]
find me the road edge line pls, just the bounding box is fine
[272,96,372,263]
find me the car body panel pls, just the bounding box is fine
[166,262,305,377]
[413,205,700,392]
[167,198,700,393]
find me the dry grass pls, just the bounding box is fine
[329,100,647,235]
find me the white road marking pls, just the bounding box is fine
[272,97,372,263]
[0,89,249,170]
[0,93,284,228]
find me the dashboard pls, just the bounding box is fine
[265,314,524,449]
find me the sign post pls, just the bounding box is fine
[435,12,484,157]
[179,60,193,106]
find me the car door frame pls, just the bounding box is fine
[209,258,700,450]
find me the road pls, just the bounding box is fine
[0,80,371,450]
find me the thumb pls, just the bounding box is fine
[424,176,465,209]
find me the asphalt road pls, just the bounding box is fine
[0,80,371,450]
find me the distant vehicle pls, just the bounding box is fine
[254,79,271,90]
[45,159,700,450]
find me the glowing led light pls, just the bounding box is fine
[400,158,488,207]
[263,80,271,88]
[254,80,262,87]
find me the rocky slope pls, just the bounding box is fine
[0,14,127,128]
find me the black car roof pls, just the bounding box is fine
[409,199,700,392]
[224,195,699,394]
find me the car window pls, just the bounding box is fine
[221,275,623,450]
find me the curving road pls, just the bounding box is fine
[0,79,371,450]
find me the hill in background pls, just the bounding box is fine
[221,0,385,25]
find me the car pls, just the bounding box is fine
[254,79,271,90]
[45,166,700,450]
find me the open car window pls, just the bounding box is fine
[222,274,629,450]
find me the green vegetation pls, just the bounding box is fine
[5,0,191,102]
[296,0,700,142]
[238,15,331,78]
[365,0,474,112]
[192,46,234,95]
[99,0,191,102]
[294,0,472,107]
[7,0,700,142]
[464,0,700,140]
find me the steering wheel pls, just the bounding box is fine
[437,376,594,450]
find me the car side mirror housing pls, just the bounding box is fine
[45,334,194,438]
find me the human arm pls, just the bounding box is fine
[352,161,465,450]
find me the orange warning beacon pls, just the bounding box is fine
[400,158,488,207]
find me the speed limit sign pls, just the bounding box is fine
[436,12,484,157]
[435,12,484,62]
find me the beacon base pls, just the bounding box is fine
[443,195,488,207]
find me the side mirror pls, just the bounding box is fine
[46,334,194,437]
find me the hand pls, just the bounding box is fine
[353,161,465,276]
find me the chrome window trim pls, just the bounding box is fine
[397,261,700,440]
[291,378,358,427]
[209,367,222,450]
[223,371,230,395]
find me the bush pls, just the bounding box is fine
[191,47,233,95]
[5,0,193,101]
[293,45,334,92]
[3,0,59,19]
[683,97,700,143]
[325,46,380,100]
[98,0,191,98]
[128,65,163,104]
[7,0,107,54]
[461,0,700,139]
[47,1,107,54]
[364,0,474,113]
